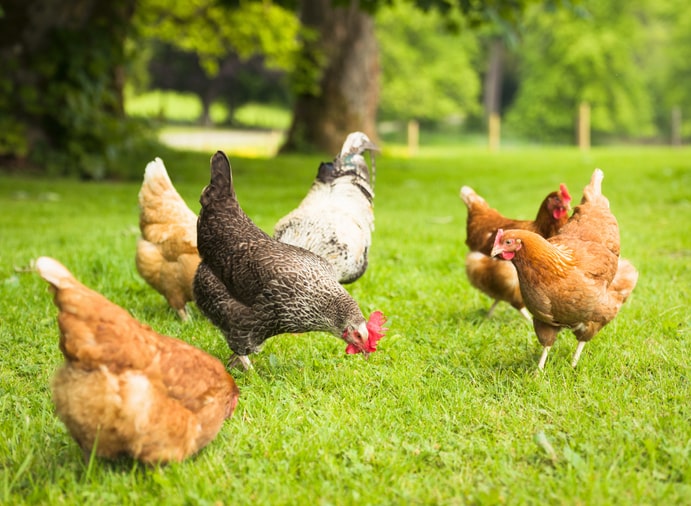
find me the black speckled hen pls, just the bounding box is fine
[274,131,378,284]
[193,151,386,370]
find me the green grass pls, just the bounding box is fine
[125,89,291,130]
[125,90,220,123]
[233,103,291,131]
[1,145,690,504]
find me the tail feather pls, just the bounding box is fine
[201,151,234,206]
[340,132,378,157]
[581,168,609,208]
[36,257,77,290]
[139,158,173,200]
[460,186,487,209]
[143,158,171,185]
[336,132,378,188]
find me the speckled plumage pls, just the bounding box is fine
[193,151,369,361]
[274,132,378,284]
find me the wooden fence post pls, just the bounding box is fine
[488,113,500,152]
[407,119,419,156]
[578,102,590,151]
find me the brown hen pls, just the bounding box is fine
[136,157,200,320]
[37,256,239,464]
[491,169,638,369]
[460,184,571,320]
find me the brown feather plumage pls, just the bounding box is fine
[37,256,239,464]
[491,169,638,368]
[136,158,200,320]
[460,185,571,319]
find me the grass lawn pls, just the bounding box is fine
[125,90,291,131]
[1,145,690,504]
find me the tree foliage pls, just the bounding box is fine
[376,1,480,122]
[278,0,542,152]
[144,42,290,126]
[505,0,656,143]
[135,0,302,76]
[0,0,157,178]
[280,0,380,154]
[659,0,691,137]
[3,0,690,176]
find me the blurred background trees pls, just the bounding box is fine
[504,0,656,143]
[0,0,140,178]
[0,0,689,177]
[376,2,481,129]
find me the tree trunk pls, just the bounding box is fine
[280,0,379,154]
[483,37,504,120]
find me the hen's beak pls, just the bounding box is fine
[490,231,504,258]
[344,323,370,356]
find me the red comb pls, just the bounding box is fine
[560,183,572,202]
[346,311,388,355]
[493,228,504,248]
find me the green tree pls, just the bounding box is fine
[0,0,300,177]
[659,0,691,139]
[505,0,656,143]
[135,0,301,126]
[279,0,380,154]
[0,0,149,178]
[0,0,549,174]
[135,0,301,77]
[279,0,542,153]
[375,1,480,124]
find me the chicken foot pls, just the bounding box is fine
[534,319,560,370]
[486,300,500,318]
[486,300,532,323]
[228,354,253,371]
[537,346,551,370]
[571,341,586,368]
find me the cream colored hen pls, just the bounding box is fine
[37,256,239,464]
[136,158,200,320]
[274,132,378,284]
